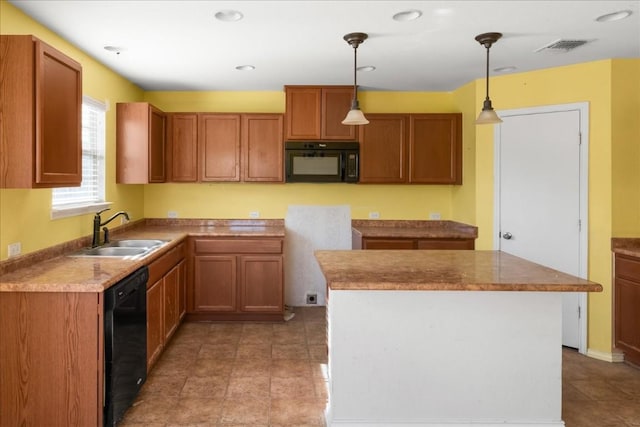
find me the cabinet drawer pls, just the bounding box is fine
[615,255,640,283]
[194,239,283,254]
[417,239,475,250]
[148,243,185,287]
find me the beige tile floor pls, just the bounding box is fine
[120,306,640,427]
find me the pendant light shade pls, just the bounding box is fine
[475,32,503,125]
[342,32,369,125]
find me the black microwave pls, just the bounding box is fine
[285,141,359,183]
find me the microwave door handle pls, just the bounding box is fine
[339,154,345,181]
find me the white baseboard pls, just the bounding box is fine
[328,422,564,426]
[586,348,625,363]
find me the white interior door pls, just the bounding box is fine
[495,105,588,351]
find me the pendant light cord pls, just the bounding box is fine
[352,44,359,108]
[484,44,490,102]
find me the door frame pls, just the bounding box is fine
[492,102,589,354]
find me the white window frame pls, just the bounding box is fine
[51,96,110,219]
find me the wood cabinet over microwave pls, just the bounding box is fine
[0,35,82,188]
[116,102,167,184]
[285,85,356,141]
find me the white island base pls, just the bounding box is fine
[326,289,565,427]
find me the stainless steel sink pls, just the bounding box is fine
[81,247,150,257]
[106,239,166,248]
[70,239,169,258]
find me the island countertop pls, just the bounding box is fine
[315,249,602,292]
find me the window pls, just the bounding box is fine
[51,96,109,219]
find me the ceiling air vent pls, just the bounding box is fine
[535,39,591,53]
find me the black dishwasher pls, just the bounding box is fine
[104,266,148,426]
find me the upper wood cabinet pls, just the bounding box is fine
[359,113,462,184]
[199,114,242,182]
[359,114,409,183]
[241,114,284,182]
[167,113,284,183]
[167,113,198,182]
[116,102,166,183]
[285,85,356,141]
[0,35,82,188]
[409,114,462,184]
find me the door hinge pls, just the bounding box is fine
[578,132,582,145]
[578,305,581,319]
[578,219,582,231]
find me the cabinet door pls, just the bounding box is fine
[168,113,198,182]
[239,255,283,312]
[199,114,241,181]
[149,106,166,183]
[285,87,321,140]
[242,114,284,182]
[615,255,640,365]
[409,114,462,184]
[321,87,356,140]
[362,239,416,250]
[177,260,187,320]
[147,279,164,371]
[0,36,83,188]
[359,114,409,183]
[163,265,180,341]
[36,39,82,186]
[193,255,237,311]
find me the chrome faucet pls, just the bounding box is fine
[92,208,130,247]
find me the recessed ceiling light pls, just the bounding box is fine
[595,10,632,22]
[357,65,376,72]
[235,65,255,71]
[104,46,124,54]
[215,10,243,22]
[393,9,422,21]
[494,66,517,73]
[433,8,454,16]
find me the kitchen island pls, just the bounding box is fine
[315,250,602,427]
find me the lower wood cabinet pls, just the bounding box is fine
[362,237,475,250]
[147,243,186,371]
[614,253,640,365]
[0,292,103,426]
[188,237,284,321]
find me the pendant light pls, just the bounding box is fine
[342,32,369,125]
[475,32,503,125]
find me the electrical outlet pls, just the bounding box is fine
[8,242,21,258]
[429,212,442,220]
[249,211,260,219]
[167,211,178,218]
[368,212,380,219]
[306,293,318,305]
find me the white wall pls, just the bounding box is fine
[284,205,351,306]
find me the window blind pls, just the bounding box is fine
[52,96,106,209]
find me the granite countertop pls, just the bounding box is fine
[352,220,478,239]
[315,249,602,292]
[0,219,284,293]
[612,238,640,258]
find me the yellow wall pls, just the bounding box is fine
[0,1,145,259]
[611,59,640,236]
[471,59,640,354]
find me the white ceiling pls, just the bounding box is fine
[9,0,640,92]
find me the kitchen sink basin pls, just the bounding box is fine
[70,239,169,259]
[81,247,149,257]
[105,239,167,248]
